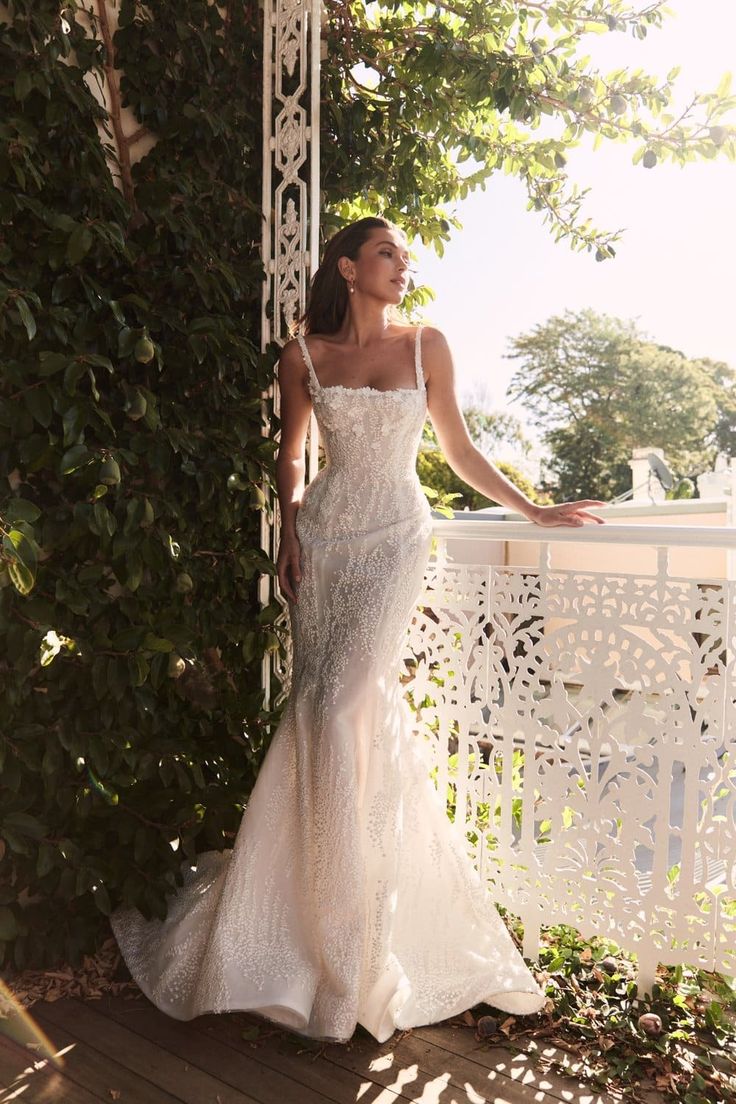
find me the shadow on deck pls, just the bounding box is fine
[0,992,623,1104]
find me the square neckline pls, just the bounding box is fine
[295,327,425,396]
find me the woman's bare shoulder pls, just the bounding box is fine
[277,335,309,389]
[418,324,447,342]
[279,333,304,356]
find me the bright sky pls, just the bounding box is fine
[411,1,736,469]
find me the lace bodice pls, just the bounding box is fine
[294,327,431,537]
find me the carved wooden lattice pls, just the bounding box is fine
[404,535,736,987]
[260,0,322,709]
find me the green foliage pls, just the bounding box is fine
[461,405,534,462]
[319,0,736,271]
[417,415,545,512]
[505,308,732,501]
[0,0,279,970]
[520,928,736,1103]
[418,447,542,512]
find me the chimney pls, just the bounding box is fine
[629,447,667,503]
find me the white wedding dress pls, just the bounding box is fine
[109,325,545,1044]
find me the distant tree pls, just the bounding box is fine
[418,423,549,511]
[421,404,533,461]
[701,358,736,459]
[505,309,728,500]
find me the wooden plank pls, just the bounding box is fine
[160,999,556,1104]
[164,1002,410,1104]
[411,1021,621,1104]
[84,994,344,1104]
[0,1028,104,1102]
[30,1000,187,1104]
[35,996,262,1104]
[318,1026,581,1104]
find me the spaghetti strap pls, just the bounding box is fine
[414,325,424,390]
[295,331,321,394]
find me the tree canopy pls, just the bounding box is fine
[321,0,735,272]
[505,308,731,500]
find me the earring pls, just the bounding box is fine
[348,280,355,294]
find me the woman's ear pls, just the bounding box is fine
[337,256,352,282]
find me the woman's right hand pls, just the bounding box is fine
[277,532,302,602]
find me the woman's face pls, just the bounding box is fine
[344,228,412,302]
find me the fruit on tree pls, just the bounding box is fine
[99,456,121,485]
[175,572,193,594]
[126,389,147,420]
[168,653,186,679]
[134,335,155,364]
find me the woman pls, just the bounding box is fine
[111,215,605,1045]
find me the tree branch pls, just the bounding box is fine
[93,0,135,206]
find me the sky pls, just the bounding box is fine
[409,1,736,472]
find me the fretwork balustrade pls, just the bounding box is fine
[403,517,736,989]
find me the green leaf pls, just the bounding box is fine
[36,843,57,877]
[23,387,53,427]
[125,550,143,590]
[84,354,114,373]
[38,351,71,377]
[128,654,149,687]
[118,327,138,357]
[716,71,732,98]
[0,906,18,940]
[3,812,48,839]
[108,300,126,325]
[14,71,32,101]
[15,297,36,341]
[92,882,112,916]
[2,528,37,572]
[59,444,92,475]
[4,499,41,524]
[66,225,94,265]
[63,360,88,395]
[93,500,116,539]
[143,633,175,652]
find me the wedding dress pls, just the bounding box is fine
[109,325,545,1044]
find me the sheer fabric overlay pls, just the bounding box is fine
[109,325,545,1044]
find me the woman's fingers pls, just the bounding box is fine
[278,571,294,601]
[556,501,607,526]
[278,556,302,602]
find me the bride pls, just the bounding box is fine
[110,214,606,1045]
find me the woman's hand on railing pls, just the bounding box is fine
[527,500,608,527]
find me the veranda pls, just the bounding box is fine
[1,0,734,1102]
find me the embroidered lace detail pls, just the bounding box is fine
[109,323,545,1045]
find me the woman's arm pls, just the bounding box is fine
[423,327,606,527]
[275,339,313,537]
[273,340,314,601]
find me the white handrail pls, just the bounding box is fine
[430,516,736,549]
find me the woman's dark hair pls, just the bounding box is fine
[291,216,408,337]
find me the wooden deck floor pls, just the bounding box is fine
[0,993,623,1104]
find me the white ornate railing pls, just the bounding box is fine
[404,518,736,989]
[260,0,322,709]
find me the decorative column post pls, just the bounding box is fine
[260,0,322,713]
